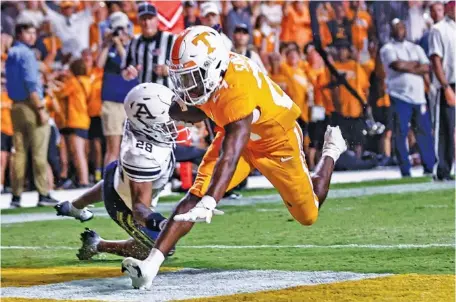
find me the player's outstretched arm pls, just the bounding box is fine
[129,181,167,232]
[174,113,253,223]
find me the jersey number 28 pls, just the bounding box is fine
[136,141,153,153]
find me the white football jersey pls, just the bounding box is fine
[113,123,175,210]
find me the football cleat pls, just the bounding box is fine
[55,201,94,222]
[77,228,101,260]
[322,126,348,162]
[121,258,159,290]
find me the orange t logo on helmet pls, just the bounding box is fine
[192,32,215,54]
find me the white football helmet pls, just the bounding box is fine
[124,83,186,145]
[168,25,230,106]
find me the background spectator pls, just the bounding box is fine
[224,1,252,41]
[232,23,266,73]
[199,1,232,50]
[99,11,135,167]
[183,1,201,28]
[281,1,312,49]
[380,19,435,177]
[40,1,95,59]
[331,40,369,158]
[429,1,455,181]
[54,59,91,188]
[1,76,13,194]
[6,22,57,207]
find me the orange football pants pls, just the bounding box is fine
[189,123,319,225]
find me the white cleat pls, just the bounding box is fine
[55,201,94,222]
[322,126,347,162]
[121,258,158,290]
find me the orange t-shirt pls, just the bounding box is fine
[333,60,369,118]
[280,4,312,48]
[87,67,103,118]
[306,65,334,115]
[253,29,276,53]
[55,75,91,130]
[280,62,310,123]
[1,92,13,136]
[349,10,372,52]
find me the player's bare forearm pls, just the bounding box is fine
[205,114,253,201]
[311,156,335,206]
[73,180,104,209]
[430,55,449,86]
[129,180,154,226]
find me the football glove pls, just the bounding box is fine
[174,196,224,223]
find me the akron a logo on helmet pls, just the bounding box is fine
[168,25,230,106]
[124,83,189,146]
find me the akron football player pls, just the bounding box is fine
[121,26,347,289]
[54,83,184,260]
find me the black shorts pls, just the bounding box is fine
[308,118,329,150]
[89,117,104,140]
[60,128,89,139]
[103,161,159,249]
[297,118,308,137]
[374,106,393,131]
[332,113,366,147]
[1,132,12,152]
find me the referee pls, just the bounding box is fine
[121,3,174,86]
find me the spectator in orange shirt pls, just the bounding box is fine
[1,82,13,193]
[253,14,277,55]
[332,40,369,158]
[304,43,333,170]
[54,59,91,188]
[269,52,290,94]
[82,49,104,182]
[281,47,311,147]
[281,1,312,49]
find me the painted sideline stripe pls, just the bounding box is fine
[1,243,454,250]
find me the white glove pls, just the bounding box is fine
[174,196,224,223]
[322,126,347,163]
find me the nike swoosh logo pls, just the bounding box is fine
[280,156,293,162]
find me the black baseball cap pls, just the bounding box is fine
[234,23,249,34]
[138,2,157,17]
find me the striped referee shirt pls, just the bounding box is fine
[122,30,175,87]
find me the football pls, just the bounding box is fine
[169,100,207,123]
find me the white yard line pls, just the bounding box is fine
[1,243,454,250]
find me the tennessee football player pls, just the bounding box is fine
[121,25,347,290]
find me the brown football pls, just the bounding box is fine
[169,101,207,123]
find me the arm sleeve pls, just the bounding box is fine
[20,51,40,95]
[416,45,430,65]
[428,28,443,58]
[379,45,397,68]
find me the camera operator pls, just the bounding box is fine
[97,11,137,167]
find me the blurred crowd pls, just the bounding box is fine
[1,0,455,202]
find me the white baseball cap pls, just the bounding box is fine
[200,2,219,17]
[109,11,129,29]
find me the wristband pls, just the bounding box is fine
[145,212,167,231]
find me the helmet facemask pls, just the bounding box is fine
[129,118,190,147]
[169,58,220,106]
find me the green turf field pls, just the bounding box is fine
[1,187,454,275]
[0,176,433,215]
